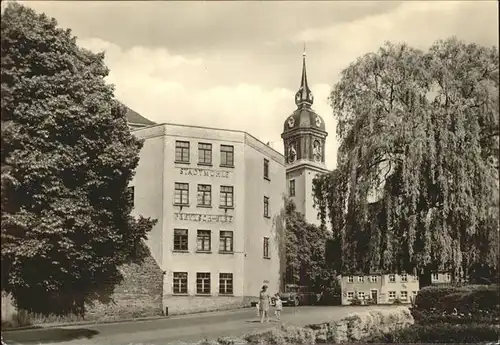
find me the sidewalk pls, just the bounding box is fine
[1,306,252,332]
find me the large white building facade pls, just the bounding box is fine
[130,123,285,314]
[126,52,332,314]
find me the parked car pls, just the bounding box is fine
[276,284,319,307]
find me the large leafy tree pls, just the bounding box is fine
[284,200,334,293]
[313,38,499,285]
[1,3,156,315]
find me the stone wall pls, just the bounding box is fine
[1,254,164,327]
[83,255,164,322]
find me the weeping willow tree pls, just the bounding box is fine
[313,38,499,285]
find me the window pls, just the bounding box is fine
[400,291,408,300]
[401,274,408,282]
[263,237,270,258]
[173,229,188,251]
[432,273,439,281]
[174,183,189,205]
[220,186,234,208]
[197,184,212,206]
[198,143,212,165]
[196,272,211,295]
[196,230,211,252]
[347,291,354,300]
[127,186,134,207]
[263,159,270,180]
[220,145,234,167]
[445,273,451,281]
[219,231,233,253]
[358,291,365,299]
[173,272,188,294]
[389,274,396,283]
[175,141,190,163]
[289,179,295,196]
[219,273,233,295]
[388,291,396,299]
[347,276,354,283]
[264,196,270,217]
[357,276,364,283]
[370,275,377,283]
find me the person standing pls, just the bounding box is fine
[259,285,270,323]
[274,294,283,321]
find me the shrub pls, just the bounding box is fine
[414,284,499,313]
[350,296,362,305]
[392,298,402,305]
[244,324,316,345]
[364,323,500,343]
[411,308,500,325]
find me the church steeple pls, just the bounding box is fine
[295,45,314,108]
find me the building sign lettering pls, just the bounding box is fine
[179,167,230,178]
[174,212,233,223]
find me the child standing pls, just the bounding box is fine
[274,294,283,321]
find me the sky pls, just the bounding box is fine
[18,1,500,170]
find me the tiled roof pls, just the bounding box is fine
[119,102,156,126]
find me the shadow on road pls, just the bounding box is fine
[3,327,99,344]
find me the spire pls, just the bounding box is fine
[295,44,314,107]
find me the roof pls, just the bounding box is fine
[119,102,156,126]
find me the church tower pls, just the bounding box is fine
[281,49,329,226]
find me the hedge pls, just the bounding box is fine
[411,308,499,325]
[363,323,500,343]
[414,284,499,313]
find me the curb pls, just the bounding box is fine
[1,305,253,333]
[1,315,168,332]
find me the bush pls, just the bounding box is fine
[411,308,500,325]
[364,323,500,343]
[350,296,362,306]
[392,298,402,305]
[414,284,499,313]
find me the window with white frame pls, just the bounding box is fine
[175,141,190,163]
[357,276,364,283]
[347,291,354,300]
[219,273,233,295]
[263,237,270,258]
[400,291,408,300]
[388,291,396,299]
[196,230,211,252]
[173,272,188,294]
[220,186,234,208]
[446,273,451,281]
[196,272,211,295]
[263,159,270,180]
[173,229,188,251]
[219,231,233,253]
[401,274,408,282]
[347,276,354,283]
[432,273,439,281]
[197,184,212,207]
[370,275,377,283]
[174,183,189,205]
[220,145,234,167]
[358,291,365,299]
[198,143,212,165]
[289,179,296,196]
[389,274,396,283]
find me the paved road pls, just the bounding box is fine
[3,305,397,345]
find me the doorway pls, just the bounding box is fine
[370,289,378,304]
